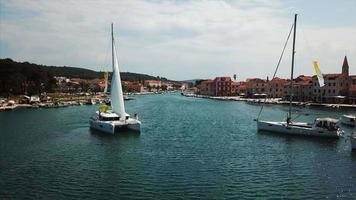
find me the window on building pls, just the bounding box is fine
[333,83,336,86]
[328,83,331,86]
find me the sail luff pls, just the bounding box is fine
[110,24,127,119]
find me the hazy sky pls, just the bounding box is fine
[0,0,355,81]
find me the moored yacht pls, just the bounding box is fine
[256,14,341,138]
[258,118,341,138]
[89,23,141,134]
[340,114,356,127]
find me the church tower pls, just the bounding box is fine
[342,56,349,76]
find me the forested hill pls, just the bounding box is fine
[0,58,172,82]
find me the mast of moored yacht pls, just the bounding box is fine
[288,14,297,121]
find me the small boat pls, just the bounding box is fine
[89,23,141,134]
[124,96,135,101]
[256,14,341,138]
[340,115,356,127]
[351,132,356,151]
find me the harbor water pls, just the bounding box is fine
[1,93,355,199]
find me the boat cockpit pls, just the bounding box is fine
[314,118,338,131]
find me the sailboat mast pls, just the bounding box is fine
[111,23,114,72]
[288,14,297,119]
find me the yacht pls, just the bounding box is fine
[340,114,356,127]
[89,24,141,134]
[256,14,342,138]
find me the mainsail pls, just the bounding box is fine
[313,61,325,87]
[110,40,127,119]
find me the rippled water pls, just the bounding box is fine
[1,93,355,199]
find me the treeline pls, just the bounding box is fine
[0,58,57,96]
[0,58,174,96]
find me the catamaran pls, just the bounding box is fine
[256,14,342,138]
[89,24,141,134]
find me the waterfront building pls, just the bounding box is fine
[214,77,232,96]
[144,80,162,88]
[292,76,313,102]
[312,56,351,103]
[349,75,356,104]
[231,81,245,96]
[197,80,214,96]
[246,78,267,97]
[162,82,174,90]
[197,77,235,96]
[266,77,289,99]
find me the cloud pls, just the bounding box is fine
[0,0,355,80]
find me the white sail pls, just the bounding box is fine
[110,43,127,119]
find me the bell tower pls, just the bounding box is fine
[342,56,349,76]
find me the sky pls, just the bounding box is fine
[0,0,355,81]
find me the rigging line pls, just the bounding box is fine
[256,23,294,120]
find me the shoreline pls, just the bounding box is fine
[181,93,356,109]
[0,91,177,112]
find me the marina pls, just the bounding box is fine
[0,93,355,199]
[1,1,356,199]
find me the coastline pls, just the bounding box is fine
[0,91,177,112]
[181,93,356,109]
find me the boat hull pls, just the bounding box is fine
[340,116,356,127]
[89,117,141,134]
[257,120,340,138]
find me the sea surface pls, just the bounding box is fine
[1,93,355,199]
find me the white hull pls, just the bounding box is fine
[340,115,356,127]
[89,117,141,134]
[257,120,340,138]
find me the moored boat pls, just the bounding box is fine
[340,114,356,127]
[258,118,341,138]
[256,14,341,138]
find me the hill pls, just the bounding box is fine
[0,58,175,95]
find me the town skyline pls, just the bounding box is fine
[1,0,355,80]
